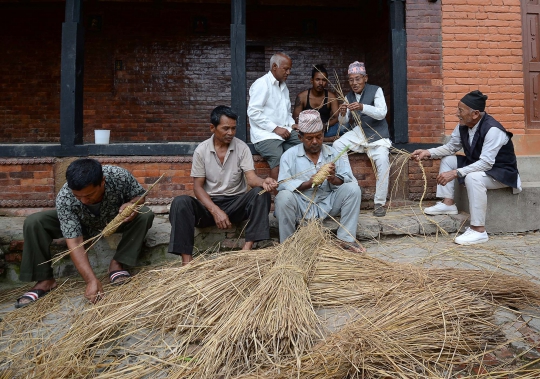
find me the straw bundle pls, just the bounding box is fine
[172,220,328,378]
[261,286,500,379]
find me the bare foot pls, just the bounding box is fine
[181,253,192,265]
[339,240,366,254]
[108,259,123,273]
[242,241,255,250]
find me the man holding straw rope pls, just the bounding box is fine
[332,61,391,217]
[168,106,278,265]
[16,159,154,307]
[412,90,521,245]
[275,109,364,253]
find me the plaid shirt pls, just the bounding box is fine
[56,166,146,239]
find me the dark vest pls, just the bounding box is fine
[305,89,331,124]
[346,83,390,142]
[457,113,519,188]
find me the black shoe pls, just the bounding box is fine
[373,204,386,217]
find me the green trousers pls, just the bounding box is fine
[19,208,154,282]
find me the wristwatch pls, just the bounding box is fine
[456,170,464,179]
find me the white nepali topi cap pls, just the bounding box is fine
[298,109,324,134]
[348,61,366,75]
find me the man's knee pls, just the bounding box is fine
[341,182,361,198]
[24,211,51,231]
[137,207,155,228]
[275,190,296,208]
[170,195,193,214]
[440,156,457,173]
[464,171,485,187]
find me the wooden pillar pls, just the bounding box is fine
[389,0,408,144]
[230,0,247,141]
[60,0,84,146]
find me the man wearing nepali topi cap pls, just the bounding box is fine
[332,61,392,217]
[412,90,522,245]
[274,110,365,253]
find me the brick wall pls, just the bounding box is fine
[406,0,445,144]
[0,2,391,144]
[0,159,56,207]
[0,154,437,210]
[441,0,525,135]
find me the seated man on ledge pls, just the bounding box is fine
[412,90,521,245]
[16,158,155,307]
[168,105,278,265]
[274,109,364,253]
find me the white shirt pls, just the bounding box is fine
[338,87,387,124]
[247,71,295,144]
[428,122,522,193]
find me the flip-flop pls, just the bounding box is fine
[109,270,131,285]
[339,241,367,254]
[15,289,51,309]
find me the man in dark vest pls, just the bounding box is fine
[333,61,392,217]
[412,90,521,245]
[292,64,341,142]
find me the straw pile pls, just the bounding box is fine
[2,221,540,378]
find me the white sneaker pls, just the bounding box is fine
[424,202,458,215]
[455,227,489,245]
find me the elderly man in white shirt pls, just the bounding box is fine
[248,52,300,180]
[412,90,521,245]
[332,61,392,217]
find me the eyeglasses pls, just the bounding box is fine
[348,77,366,84]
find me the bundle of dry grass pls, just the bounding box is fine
[172,220,328,379]
[240,287,501,379]
[5,250,276,378]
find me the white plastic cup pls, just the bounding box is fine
[94,130,110,144]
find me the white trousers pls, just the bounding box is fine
[437,156,508,226]
[333,128,390,205]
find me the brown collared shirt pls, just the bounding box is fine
[191,136,255,196]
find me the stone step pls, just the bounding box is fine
[0,207,468,289]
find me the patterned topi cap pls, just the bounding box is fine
[298,110,324,134]
[348,61,366,75]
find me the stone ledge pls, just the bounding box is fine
[0,207,468,288]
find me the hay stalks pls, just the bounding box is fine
[172,220,328,378]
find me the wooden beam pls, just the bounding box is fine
[60,0,84,146]
[230,0,247,142]
[389,0,408,144]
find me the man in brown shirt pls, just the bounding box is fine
[168,106,278,264]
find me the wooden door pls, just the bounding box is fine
[523,0,540,130]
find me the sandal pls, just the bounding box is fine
[109,270,131,285]
[15,289,52,309]
[339,241,367,254]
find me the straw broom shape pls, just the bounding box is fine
[262,286,501,379]
[172,220,329,379]
[49,174,164,265]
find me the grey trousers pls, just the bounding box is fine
[275,182,361,243]
[19,208,155,282]
[333,130,391,205]
[437,155,508,226]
